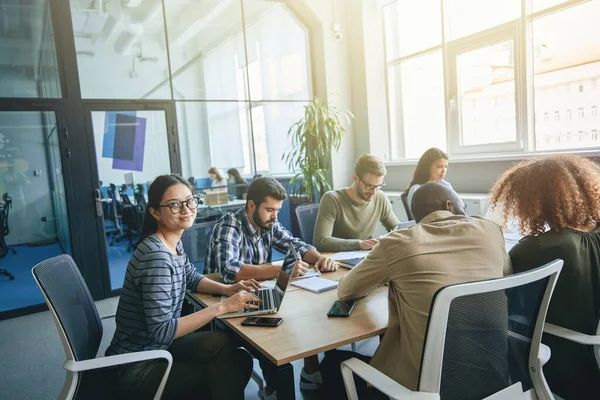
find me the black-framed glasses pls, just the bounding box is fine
[159,197,201,214]
[359,177,385,191]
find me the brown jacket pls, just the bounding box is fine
[338,211,512,390]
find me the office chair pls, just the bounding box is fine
[400,191,414,221]
[341,259,563,400]
[134,183,147,210]
[0,193,16,280]
[295,204,320,245]
[32,254,172,399]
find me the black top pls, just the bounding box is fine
[509,227,600,399]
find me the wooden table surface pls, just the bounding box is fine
[189,268,388,366]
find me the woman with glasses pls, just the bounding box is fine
[106,174,261,400]
[404,147,452,211]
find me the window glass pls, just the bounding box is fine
[457,40,517,146]
[446,0,520,40]
[532,0,600,151]
[397,51,447,158]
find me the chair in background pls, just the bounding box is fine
[134,183,147,210]
[0,193,16,280]
[341,259,563,400]
[400,191,414,221]
[295,204,320,246]
[32,254,172,399]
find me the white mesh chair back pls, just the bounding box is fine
[295,204,320,245]
[418,259,563,400]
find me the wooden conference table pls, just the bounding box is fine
[185,260,389,400]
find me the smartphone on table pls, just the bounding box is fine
[241,316,284,327]
[327,300,356,317]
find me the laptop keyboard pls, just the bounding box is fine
[245,289,273,312]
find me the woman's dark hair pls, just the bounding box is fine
[227,168,246,184]
[404,147,449,194]
[134,174,192,248]
[208,167,224,182]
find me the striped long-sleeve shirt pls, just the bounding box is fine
[205,207,315,283]
[106,234,203,356]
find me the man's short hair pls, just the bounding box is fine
[354,154,387,178]
[246,177,287,208]
[411,182,465,222]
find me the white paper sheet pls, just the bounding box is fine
[328,250,370,261]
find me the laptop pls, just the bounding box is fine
[217,245,298,319]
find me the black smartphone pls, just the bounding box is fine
[327,300,356,317]
[241,316,284,327]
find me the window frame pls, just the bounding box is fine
[381,0,598,162]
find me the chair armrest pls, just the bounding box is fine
[538,343,551,366]
[341,358,439,400]
[63,350,172,372]
[544,323,600,345]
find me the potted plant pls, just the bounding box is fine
[283,97,354,204]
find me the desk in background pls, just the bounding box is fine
[185,267,388,400]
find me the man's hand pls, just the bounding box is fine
[359,239,378,250]
[223,279,261,296]
[315,257,338,272]
[222,291,262,313]
[292,260,310,277]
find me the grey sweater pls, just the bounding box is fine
[106,234,203,355]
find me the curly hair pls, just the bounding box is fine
[489,155,600,235]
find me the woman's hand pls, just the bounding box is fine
[222,291,262,313]
[223,279,261,297]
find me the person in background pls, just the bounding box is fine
[208,167,227,189]
[404,147,452,211]
[106,174,261,400]
[321,182,512,399]
[489,155,600,399]
[313,153,399,252]
[227,168,248,200]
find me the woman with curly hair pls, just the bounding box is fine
[489,154,600,399]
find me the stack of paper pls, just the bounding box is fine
[292,269,321,280]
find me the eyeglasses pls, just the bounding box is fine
[359,177,386,191]
[159,197,201,214]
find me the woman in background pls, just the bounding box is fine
[227,168,248,200]
[208,167,227,189]
[490,155,600,399]
[106,174,261,399]
[404,147,452,209]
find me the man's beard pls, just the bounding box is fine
[357,186,374,202]
[253,208,276,230]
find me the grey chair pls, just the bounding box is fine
[341,259,563,400]
[32,254,172,400]
[400,192,414,221]
[295,203,320,245]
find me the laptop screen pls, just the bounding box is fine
[272,245,298,310]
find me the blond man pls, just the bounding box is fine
[314,154,400,252]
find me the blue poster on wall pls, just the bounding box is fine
[101,111,146,172]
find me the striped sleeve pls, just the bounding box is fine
[135,252,179,347]
[179,242,204,291]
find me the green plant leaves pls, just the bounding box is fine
[283,97,354,203]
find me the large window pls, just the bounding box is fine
[69,0,312,177]
[383,0,600,159]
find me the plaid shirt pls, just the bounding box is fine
[205,207,315,283]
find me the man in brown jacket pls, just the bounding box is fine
[321,182,512,398]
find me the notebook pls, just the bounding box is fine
[291,277,338,293]
[291,268,321,280]
[338,257,364,269]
